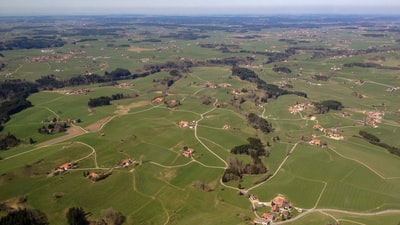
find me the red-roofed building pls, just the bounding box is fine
[309,139,321,146]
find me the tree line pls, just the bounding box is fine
[359,130,400,157]
[231,66,307,100]
[0,206,126,225]
[0,36,64,51]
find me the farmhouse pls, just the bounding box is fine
[120,158,135,167]
[271,196,291,212]
[179,121,189,127]
[219,83,232,88]
[204,81,217,88]
[313,124,325,132]
[326,132,344,140]
[152,97,164,103]
[223,124,230,129]
[178,120,195,128]
[58,163,72,171]
[182,148,194,158]
[309,139,321,146]
[87,172,100,180]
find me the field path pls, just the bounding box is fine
[247,142,300,192]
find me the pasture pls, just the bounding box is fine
[1,16,400,225]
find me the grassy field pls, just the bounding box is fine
[1,16,400,225]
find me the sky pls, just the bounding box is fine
[1,0,400,16]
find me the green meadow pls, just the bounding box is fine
[1,16,400,225]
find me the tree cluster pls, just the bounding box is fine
[343,62,399,70]
[231,137,267,157]
[232,66,307,100]
[38,123,68,135]
[0,208,48,225]
[88,96,112,108]
[313,100,343,114]
[0,132,19,150]
[273,66,292,74]
[247,113,273,134]
[222,156,268,183]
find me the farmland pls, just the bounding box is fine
[0,15,400,224]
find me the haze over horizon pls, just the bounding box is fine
[1,0,400,16]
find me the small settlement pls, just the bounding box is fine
[288,102,311,114]
[51,162,77,176]
[181,147,194,158]
[178,120,196,129]
[252,194,293,225]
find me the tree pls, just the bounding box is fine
[0,208,48,225]
[66,207,91,225]
[29,137,35,144]
[100,208,126,225]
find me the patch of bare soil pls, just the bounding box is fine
[35,126,85,147]
[84,116,113,132]
[114,101,149,115]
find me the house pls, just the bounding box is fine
[87,172,100,179]
[309,139,321,146]
[223,124,230,130]
[313,124,325,131]
[262,213,275,221]
[58,163,72,171]
[271,195,292,212]
[152,97,164,103]
[120,158,134,167]
[179,121,189,127]
[182,148,194,158]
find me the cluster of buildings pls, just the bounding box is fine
[386,86,400,92]
[28,54,73,63]
[64,88,90,95]
[118,82,134,88]
[310,124,344,147]
[182,147,194,158]
[51,162,76,175]
[252,195,293,225]
[178,120,196,129]
[288,102,310,114]
[204,82,232,89]
[365,111,384,128]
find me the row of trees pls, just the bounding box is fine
[359,130,400,157]
[87,93,135,108]
[0,207,126,225]
[0,36,65,51]
[247,113,273,134]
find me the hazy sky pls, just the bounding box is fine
[1,0,399,16]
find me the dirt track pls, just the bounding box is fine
[35,126,86,147]
[35,116,114,147]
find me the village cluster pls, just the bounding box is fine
[364,111,384,128]
[288,102,312,114]
[251,194,294,225]
[51,158,136,182]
